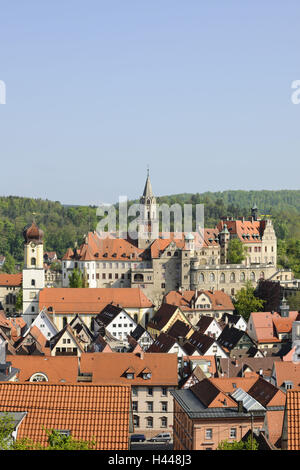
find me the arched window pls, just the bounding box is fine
[30,373,48,382]
[209,273,215,282]
[134,273,144,282]
[260,271,265,279]
[230,272,235,282]
[240,272,245,282]
[220,273,225,283]
[199,273,205,283]
[167,252,172,257]
[250,272,255,281]
[31,257,36,266]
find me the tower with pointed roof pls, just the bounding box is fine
[22,221,45,326]
[137,170,159,249]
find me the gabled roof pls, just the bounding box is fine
[96,304,124,327]
[196,315,216,333]
[247,377,285,407]
[49,324,85,353]
[130,324,149,341]
[0,382,131,450]
[217,219,265,244]
[165,289,234,312]
[146,303,179,331]
[147,332,177,353]
[190,378,237,408]
[217,325,254,350]
[249,311,299,343]
[217,356,282,379]
[166,320,190,339]
[183,331,215,355]
[273,361,300,390]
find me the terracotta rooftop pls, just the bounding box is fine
[39,287,153,314]
[284,390,300,450]
[79,352,178,386]
[273,361,300,390]
[217,219,265,244]
[0,273,22,287]
[8,355,79,383]
[62,231,144,262]
[165,289,234,312]
[0,382,131,450]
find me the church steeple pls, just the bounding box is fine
[142,168,153,199]
[138,170,159,249]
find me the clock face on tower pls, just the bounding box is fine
[30,242,36,248]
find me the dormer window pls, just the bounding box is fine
[125,367,135,379]
[141,368,152,380]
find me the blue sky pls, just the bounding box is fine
[1,1,300,205]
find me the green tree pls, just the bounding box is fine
[13,429,95,450]
[1,253,16,274]
[68,268,83,288]
[227,238,248,264]
[217,435,258,450]
[0,413,15,450]
[15,289,23,313]
[234,280,265,320]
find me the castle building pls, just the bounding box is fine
[61,175,292,306]
[22,222,45,326]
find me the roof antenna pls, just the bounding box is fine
[147,164,150,178]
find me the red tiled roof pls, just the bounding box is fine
[273,361,300,390]
[0,382,131,450]
[284,390,300,450]
[165,289,234,312]
[62,232,144,261]
[79,352,178,386]
[39,287,153,314]
[217,219,265,244]
[8,356,79,383]
[0,273,22,287]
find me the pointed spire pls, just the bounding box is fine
[142,168,153,198]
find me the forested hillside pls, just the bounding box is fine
[0,190,300,277]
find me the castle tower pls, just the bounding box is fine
[279,296,289,318]
[22,221,45,326]
[251,204,258,221]
[137,170,159,249]
[219,224,230,264]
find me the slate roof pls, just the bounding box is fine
[146,304,179,331]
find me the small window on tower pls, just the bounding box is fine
[31,279,35,286]
[31,257,36,266]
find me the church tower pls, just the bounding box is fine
[137,170,159,249]
[22,221,45,326]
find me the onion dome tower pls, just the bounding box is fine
[22,221,45,327]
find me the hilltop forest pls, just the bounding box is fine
[0,189,300,277]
